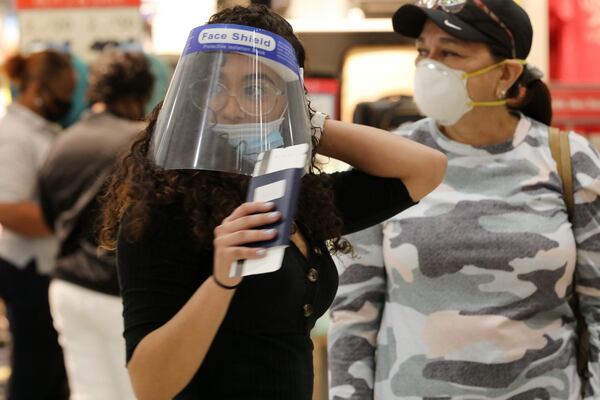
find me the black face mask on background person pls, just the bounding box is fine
[41,95,73,123]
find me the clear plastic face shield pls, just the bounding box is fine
[150,24,311,175]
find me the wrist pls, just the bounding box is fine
[211,275,241,290]
[310,111,329,142]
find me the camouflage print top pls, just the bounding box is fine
[328,115,600,400]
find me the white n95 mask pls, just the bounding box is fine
[413,58,521,126]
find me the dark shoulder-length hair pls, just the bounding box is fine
[99,5,350,254]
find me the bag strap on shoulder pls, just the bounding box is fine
[549,127,590,382]
[549,127,574,222]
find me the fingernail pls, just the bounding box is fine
[263,229,276,235]
[264,202,275,208]
[270,211,281,218]
[256,249,267,256]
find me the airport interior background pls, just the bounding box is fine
[0,0,600,399]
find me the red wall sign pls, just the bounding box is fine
[551,84,600,143]
[551,85,600,122]
[16,0,141,9]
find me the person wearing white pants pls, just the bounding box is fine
[49,280,135,400]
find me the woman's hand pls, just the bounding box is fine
[212,201,281,287]
[127,201,282,399]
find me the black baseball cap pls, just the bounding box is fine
[392,0,533,60]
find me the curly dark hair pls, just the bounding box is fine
[208,4,305,68]
[87,50,154,110]
[99,5,350,255]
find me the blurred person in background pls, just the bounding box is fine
[39,50,154,400]
[0,49,74,400]
[329,0,600,399]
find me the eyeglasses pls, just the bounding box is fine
[417,0,466,13]
[190,78,285,117]
[416,0,517,59]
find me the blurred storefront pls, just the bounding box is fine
[1,1,598,132]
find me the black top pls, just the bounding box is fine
[117,169,415,399]
[39,112,143,295]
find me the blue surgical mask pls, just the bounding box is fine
[213,116,285,157]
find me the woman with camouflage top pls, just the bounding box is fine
[329,1,600,399]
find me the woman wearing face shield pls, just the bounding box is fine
[189,52,294,172]
[329,1,600,399]
[99,5,447,400]
[0,50,75,400]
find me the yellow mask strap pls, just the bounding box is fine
[464,59,527,107]
[467,99,507,107]
[462,59,527,79]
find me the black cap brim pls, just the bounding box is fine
[392,4,493,45]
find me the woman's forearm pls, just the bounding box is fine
[127,277,236,400]
[0,202,51,237]
[317,120,447,201]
